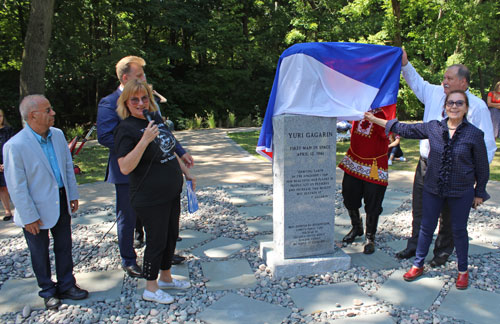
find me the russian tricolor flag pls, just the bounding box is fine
[256,42,402,161]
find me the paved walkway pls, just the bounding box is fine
[0,128,499,324]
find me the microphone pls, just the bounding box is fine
[142,110,163,125]
[142,109,153,122]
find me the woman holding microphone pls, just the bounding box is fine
[114,79,193,304]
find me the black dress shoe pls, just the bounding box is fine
[122,264,143,278]
[429,254,449,268]
[396,248,416,259]
[172,254,186,265]
[363,240,375,254]
[44,296,61,310]
[58,285,88,300]
[342,226,364,244]
[133,239,144,249]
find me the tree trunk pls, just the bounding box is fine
[478,66,485,101]
[391,0,402,47]
[19,0,55,100]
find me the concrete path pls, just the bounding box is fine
[0,128,499,324]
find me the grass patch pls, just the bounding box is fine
[228,130,500,181]
[227,131,268,161]
[72,144,108,184]
[491,138,500,181]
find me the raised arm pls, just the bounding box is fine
[117,121,158,175]
[400,49,440,107]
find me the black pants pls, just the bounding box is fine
[406,157,454,256]
[134,196,180,280]
[23,187,76,298]
[388,145,404,158]
[342,173,386,215]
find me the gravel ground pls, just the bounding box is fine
[0,184,498,324]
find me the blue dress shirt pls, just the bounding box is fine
[27,125,64,188]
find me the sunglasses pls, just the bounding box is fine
[445,100,465,108]
[129,96,149,105]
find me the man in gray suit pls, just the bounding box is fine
[3,95,88,310]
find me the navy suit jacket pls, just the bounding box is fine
[97,88,185,184]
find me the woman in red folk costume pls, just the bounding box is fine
[338,106,394,254]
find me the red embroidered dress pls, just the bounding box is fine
[338,107,394,186]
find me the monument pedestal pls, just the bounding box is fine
[260,114,350,279]
[260,242,350,279]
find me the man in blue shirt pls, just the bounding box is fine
[3,95,88,310]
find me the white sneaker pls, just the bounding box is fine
[142,289,174,304]
[399,157,406,162]
[388,160,392,166]
[158,278,191,290]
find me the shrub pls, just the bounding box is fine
[65,124,85,141]
[194,114,203,129]
[205,111,216,129]
[227,111,236,128]
[185,118,195,130]
[238,114,254,127]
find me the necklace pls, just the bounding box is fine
[447,122,461,130]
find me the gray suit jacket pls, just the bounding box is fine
[3,127,79,229]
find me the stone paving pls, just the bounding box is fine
[197,293,291,324]
[0,128,499,324]
[288,282,377,314]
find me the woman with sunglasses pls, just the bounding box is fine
[365,89,489,290]
[114,79,193,304]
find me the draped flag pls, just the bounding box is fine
[256,42,402,161]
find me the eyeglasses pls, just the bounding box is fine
[33,107,54,114]
[445,100,465,108]
[129,96,149,105]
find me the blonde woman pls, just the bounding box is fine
[114,80,193,304]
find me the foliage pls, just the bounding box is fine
[65,124,86,141]
[205,110,216,128]
[1,0,499,131]
[227,111,236,128]
[194,114,203,129]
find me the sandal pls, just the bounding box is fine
[3,214,12,221]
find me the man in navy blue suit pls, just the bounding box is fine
[97,56,193,277]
